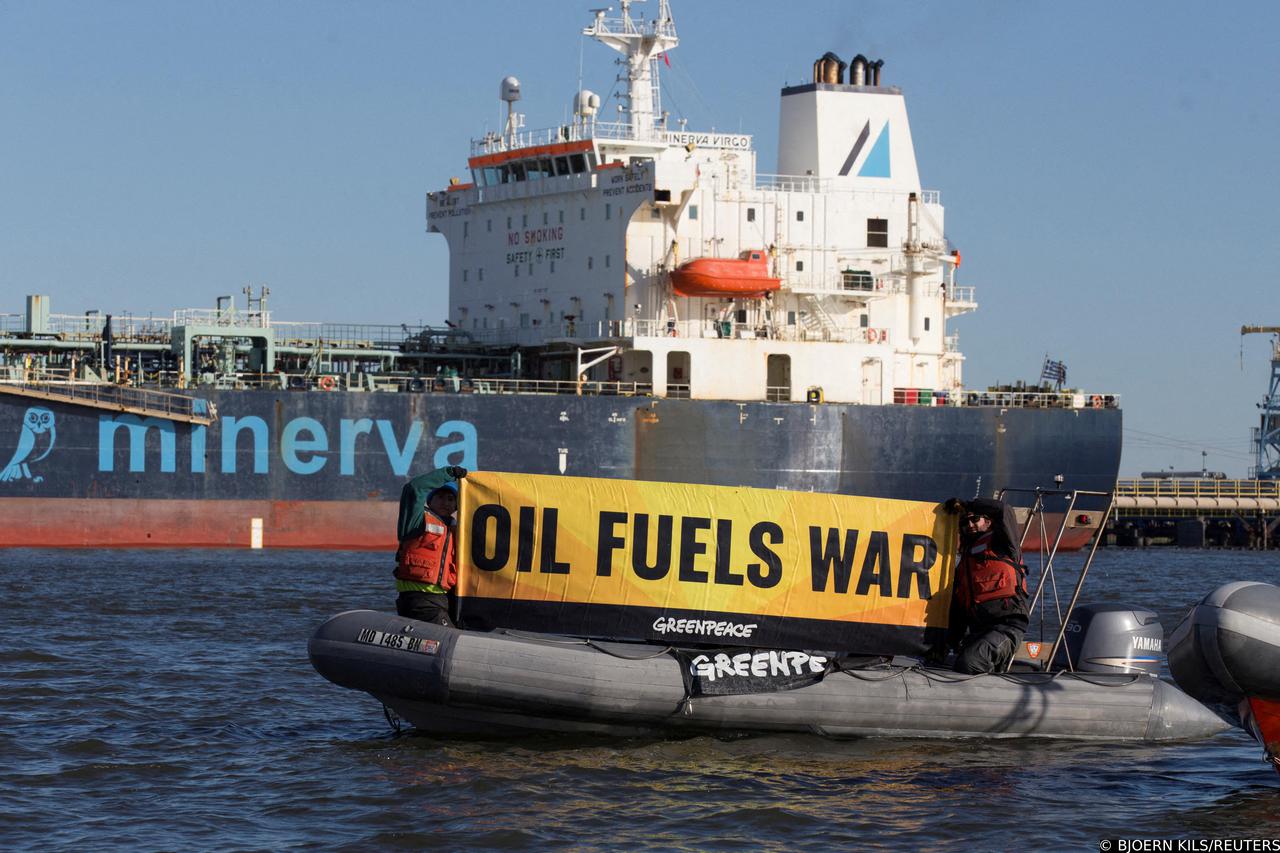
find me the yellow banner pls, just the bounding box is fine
[457,472,957,654]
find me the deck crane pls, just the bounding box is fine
[1241,325,1280,479]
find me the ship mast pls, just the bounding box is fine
[584,0,677,139]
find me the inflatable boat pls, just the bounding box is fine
[310,607,1232,742]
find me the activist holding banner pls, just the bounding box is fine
[393,465,468,626]
[454,471,959,656]
[942,497,1029,673]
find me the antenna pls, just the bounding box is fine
[582,0,677,139]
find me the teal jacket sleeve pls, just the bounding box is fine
[396,467,458,541]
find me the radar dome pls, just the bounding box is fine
[574,89,600,118]
[500,76,521,103]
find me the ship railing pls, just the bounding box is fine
[172,308,270,328]
[212,371,656,398]
[0,313,174,342]
[434,377,655,397]
[948,285,976,304]
[268,321,460,350]
[0,367,216,424]
[756,175,941,206]
[630,318,871,343]
[955,390,1121,409]
[1116,478,1280,499]
[470,120,685,156]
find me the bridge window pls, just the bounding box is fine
[555,155,571,175]
[867,218,888,248]
[842,269,873,291]
[510,162,526,181]
[570,153,587,173]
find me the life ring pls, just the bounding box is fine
[1090,394,1103,409]
[319,376,336,392]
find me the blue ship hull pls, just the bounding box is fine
[0,390,1120,548]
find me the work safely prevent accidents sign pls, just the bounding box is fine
[456,472,957,655]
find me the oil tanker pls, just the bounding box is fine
[0,1,1120,550]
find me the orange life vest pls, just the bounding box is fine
[955,533,1027,610]
[394,511,456,590]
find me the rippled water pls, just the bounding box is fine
[2,547,1276,850]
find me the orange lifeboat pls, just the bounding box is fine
[670,250,781,298]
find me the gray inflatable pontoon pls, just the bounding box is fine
[309,609,1229,741]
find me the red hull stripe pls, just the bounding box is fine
[0,497,1094,552]
[0,498,396,550]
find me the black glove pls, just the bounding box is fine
[446,466,468,480]
[943,497,965,515]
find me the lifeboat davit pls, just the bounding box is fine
[670,249,781,298]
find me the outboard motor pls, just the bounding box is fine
[1169,582,1280,773]
[1051,604,1164,674]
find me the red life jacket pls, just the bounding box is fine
[955,533,1027,610]
[394,510,456,590]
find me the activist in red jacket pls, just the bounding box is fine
[944,497,1029,674]
[394,466,466,626]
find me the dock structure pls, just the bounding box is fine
[1110,478,1280,548]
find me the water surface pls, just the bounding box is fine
[2,548,1276,850]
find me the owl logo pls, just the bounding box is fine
[1,407,56,484]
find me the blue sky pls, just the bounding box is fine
[1,1,1276,477]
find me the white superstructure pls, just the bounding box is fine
[426,1,973,405]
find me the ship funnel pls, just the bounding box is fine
[848,55,884,87]
[813,51,846,84]
[850,54,867,86]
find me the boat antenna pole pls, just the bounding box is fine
[583,0,678,139]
